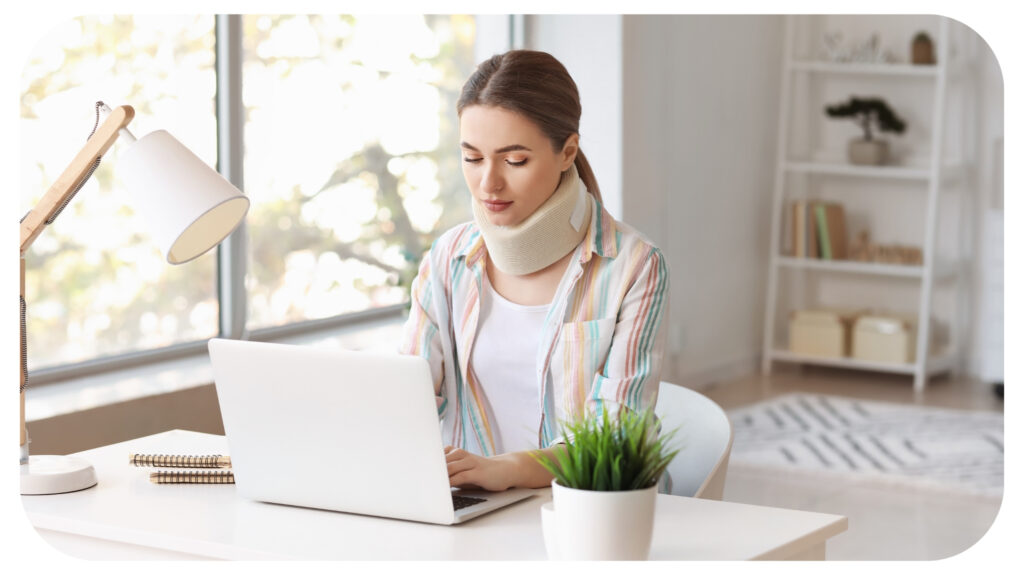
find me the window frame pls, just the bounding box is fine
[28,14,514,387]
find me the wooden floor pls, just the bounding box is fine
[700,365,1004,561]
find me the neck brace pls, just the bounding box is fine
[472,164,593,276]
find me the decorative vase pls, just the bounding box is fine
[912,32,935,65]
[848,139,889,166]
[541,480,657,560]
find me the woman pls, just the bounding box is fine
[400,50,670,491]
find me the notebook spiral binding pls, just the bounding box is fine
[150,470,235,484]
[130,453,232,468]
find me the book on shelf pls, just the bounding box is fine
[828,203,848,259]
[790,200,815,258]
[815,203,831,259]
[816,202,847,260]
[782,199,794,256]
[790,200,817,258]
[786,200,847,260]
[792,200,805,257]
[807,202,819,258]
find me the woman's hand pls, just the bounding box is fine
[444,445,565,491]
[445,446,516,491]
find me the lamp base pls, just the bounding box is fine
[21,455,98,495]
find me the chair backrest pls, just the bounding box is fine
[654,381,734,499]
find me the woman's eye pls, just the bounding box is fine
[463,157,483,164]
[506,159,527,167]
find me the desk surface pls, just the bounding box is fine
[23,430,847,560]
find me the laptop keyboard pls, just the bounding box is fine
[452,494,487,511]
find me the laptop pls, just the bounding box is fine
[207,338,536,525]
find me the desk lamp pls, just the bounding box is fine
[19,103,250,495]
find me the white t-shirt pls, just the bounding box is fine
[471,273,549,454]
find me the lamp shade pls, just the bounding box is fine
[119,130,250,264]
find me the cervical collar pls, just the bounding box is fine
[472,164,593,276]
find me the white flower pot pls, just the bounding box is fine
[541,480,657,560]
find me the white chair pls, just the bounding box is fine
[654,381,733,500]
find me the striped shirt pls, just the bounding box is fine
[400,199,670,457]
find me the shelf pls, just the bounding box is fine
[770,348,954,377]
[777,257,923,277]
[784,162,965,183]
[785,162,930,181]
[789,61,939,77]
[776,257,960,281]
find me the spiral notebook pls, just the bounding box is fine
[150,470,235,484]
[208,338,536,525]
[130,453,235,484]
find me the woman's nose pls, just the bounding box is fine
[480,163,504,193]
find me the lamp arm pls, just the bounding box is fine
[19,105,135,256]
[19,104,133,456]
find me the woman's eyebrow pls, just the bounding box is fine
[460,142,532,154]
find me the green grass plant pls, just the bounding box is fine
[531,408,679,491]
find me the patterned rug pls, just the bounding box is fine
[726,393,1004,498]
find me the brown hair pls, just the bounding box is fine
[456,50,603,205]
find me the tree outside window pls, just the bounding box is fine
[243,14,476,329]
[20,14,477,371]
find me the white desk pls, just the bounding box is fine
[22,430,847,560]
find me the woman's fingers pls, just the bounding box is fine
[447,455,475,477]
[445,447,467,461]
[442,448,507,491]
[448,470,482,490]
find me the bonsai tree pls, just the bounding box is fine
[825,96,906,142]
[531,408,679,491]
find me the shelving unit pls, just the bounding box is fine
[761,16,972,392]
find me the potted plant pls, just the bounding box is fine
[532,408,679,560]
[825,96,907,166]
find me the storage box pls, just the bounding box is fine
[788,309,863,358]
[852,315,917,364]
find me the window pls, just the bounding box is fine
[21,14,484,376]
[242,15,476,329]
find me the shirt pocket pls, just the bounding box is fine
[555,317,617,414]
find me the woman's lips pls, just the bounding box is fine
[482,199,513,213]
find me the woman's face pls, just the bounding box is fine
[460,105,578,227]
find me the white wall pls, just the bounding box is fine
[965,22,1004,382]
[525,15,623,220]
[622,16,785,387]
[474,15,512,65]
[528,15,1002,389]
[527,15,783,388]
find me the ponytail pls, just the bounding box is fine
[573,149,602,206]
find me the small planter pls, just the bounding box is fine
[826,97,905,166]
[848,139,889,166]
[531,408,677,561]
[542,480,657,560]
